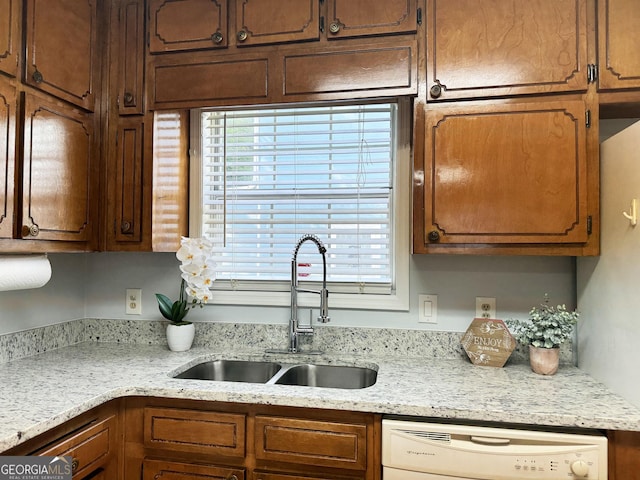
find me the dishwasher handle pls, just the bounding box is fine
[470,435,511,446]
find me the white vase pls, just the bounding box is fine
[166,323,195,352]
[529,345,560,375]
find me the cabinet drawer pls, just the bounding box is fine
[144,407,246,457]
[152,56,269,109]
[144,458,245,480]
[254,471,365,480]
[37,415,115,479]
[255,416,367,470]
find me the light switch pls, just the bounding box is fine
[419,294,438,324]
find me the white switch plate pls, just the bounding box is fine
[419,294,438,324]
[475,297,496,319]
[126,288,142,315]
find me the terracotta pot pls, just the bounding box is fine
[528,345,560,375]
[166,323,195,352]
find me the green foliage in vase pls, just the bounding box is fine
[506,295,579,349]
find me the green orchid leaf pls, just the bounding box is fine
[155,293,175,321]
[171,300,189,323]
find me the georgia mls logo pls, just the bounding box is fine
[0,456,72,480]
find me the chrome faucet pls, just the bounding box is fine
[288,234,330,353]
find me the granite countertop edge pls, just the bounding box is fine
[1,342,639,452]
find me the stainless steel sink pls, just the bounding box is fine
[174,359,282,383]
[274,364,377,389]
[172,359,378,389]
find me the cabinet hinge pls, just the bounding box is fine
[587,215,592,235]
[417,7,422,26]
[319,16,325,33]
[585,110,591,128]
[587,64,598,84]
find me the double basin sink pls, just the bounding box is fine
[173,359,377,389]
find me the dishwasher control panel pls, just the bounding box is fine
[382,419,607,480]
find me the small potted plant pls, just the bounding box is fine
[156,236,215,351]
[506,295,579,375]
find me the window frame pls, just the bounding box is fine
[188,98,411,311]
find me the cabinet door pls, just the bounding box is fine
[143,459,245,480]
[326,0,417,39]
[418,100,589,248]
[255,416,367,471]
[143,407,246,457]
[149,0,228,53]
[234,0,319,47]
[107,115,152,249]
[118,0,146,114]
[24,0,97,111]
[426,0,588,101]
[608,431,640,480]
[37,416,116,480]
[598,0,640,91]
[21,92,94,242]
[0,0,20,77]
[0,78,16,239]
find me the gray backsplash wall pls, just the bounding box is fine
[0,252,575,336]
[82,252,574,331]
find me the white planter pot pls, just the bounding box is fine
[166,323,195,352]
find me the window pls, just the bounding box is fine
[189,100,410,310]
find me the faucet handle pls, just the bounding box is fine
[318,288,330,323]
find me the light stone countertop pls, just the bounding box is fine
[1,342,640,452]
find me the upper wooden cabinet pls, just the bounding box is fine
[235,0,319,47]
[0,0,20,77]
[24,0,98,111]
[149,0,419,53]
[117,0,146,114]
[21,91,94,242]
[425,0,589,101]
[149,0,229,53]
[0,78,16,239]
[597,0,640,91]
[326,0,417,39]
[414,99,594,254]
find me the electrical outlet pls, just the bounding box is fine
[418,294,438,324]
[475,297,496,319]
[126,288,142,315]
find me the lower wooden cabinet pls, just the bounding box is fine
[608,430,640,480]
[125,397,380,480]
[254,415,367,471]
[2,401,120,480]
[143,458,245,480]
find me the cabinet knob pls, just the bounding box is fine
[429,84,443,98]
[22,224,40,237]
[32,70,44,84]
[123,92,134,106]
[212,31,224,44]
[237,30,248,42]
[121,221,133,234]
[71,458,79,472]
[427,230,440,242]
[227,475,238,480]
[329,22,341,34]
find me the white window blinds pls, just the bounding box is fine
[193,103,396,292]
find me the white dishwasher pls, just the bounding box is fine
[382,419,608,480]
